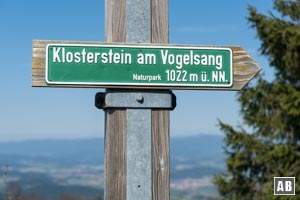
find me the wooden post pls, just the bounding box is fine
[30,1,261,199]
[151,3,170,199]
[103,0,170,200]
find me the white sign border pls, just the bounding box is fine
[45,43,233,88]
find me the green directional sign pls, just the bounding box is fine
[46,44,233,88]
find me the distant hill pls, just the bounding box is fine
[0,134,223,156]
[0,134,225,199]
[0,138,104,167]
[0,134,224,165]
[171,134,225,161]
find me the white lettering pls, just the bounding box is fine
[94,52,100,63]
[74,52,81,63]
[183,54,189,66]
[160,49,223,70]
[53,47,61,63]
[145,53,156,64]
[216,55,223,69]
[87,52,94,63]
[286,181,292,191]
[124,52,132,64]
[81,48,86,63]
[161,50,168,65]
[113,52,120,64]
[101,52,108,63]
[108,49,113,64]
[66,52,73,63]
[201,55,207,65]
[62,47,65,62]
[194,54,200,65]
[175,54,182,69]
[212,71,226,82]
[168,54,175,65]
[137,53,144,64]
[277,181,284,192]
[133,74,161,82]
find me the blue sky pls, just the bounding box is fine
[0,0,274,141]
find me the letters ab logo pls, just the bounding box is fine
[274,177,295,195]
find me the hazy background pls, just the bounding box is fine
[0,0,273,141]
[0,1,277,199]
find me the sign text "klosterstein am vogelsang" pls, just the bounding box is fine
[46,44,233,88]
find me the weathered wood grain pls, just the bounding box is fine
[105,109,127,200]
[104,2,127,200]
[32,40,261,90]
[105,0,126,42]
[151,1,170,199]
[152,110,170,200]
[151,0,168,43]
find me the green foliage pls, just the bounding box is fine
[248,0,300,84]
[214,0,300,199]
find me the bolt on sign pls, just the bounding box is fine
[46,44,232,87]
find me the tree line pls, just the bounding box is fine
[215,0,300,199]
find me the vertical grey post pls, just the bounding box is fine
[126,0,151,199]
[126,0,151,43]
[102,0,171,200]
[126,109,151,200]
